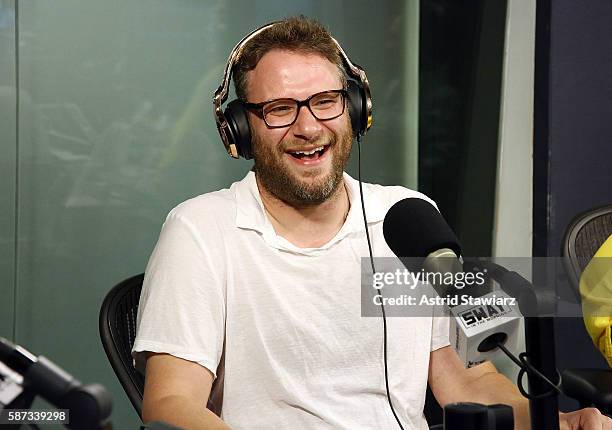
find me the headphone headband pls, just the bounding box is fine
[213,23,279,158]
[331,37,373,132]
[213,22,278,123]
[213,21,373,159]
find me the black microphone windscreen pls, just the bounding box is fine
[383,198,461,258]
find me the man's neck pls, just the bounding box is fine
[256,175,350,249]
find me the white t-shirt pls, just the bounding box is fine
[133,171,450,430]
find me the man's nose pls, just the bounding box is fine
[291,104,323,138]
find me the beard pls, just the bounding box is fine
[251,118,353,207]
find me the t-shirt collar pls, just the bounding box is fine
[234,171,385,252]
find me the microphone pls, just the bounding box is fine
[382,197,465,299]
[448,289,521,368]
[382,198,521,368]
[0,337,113,429]
[0,336,81,405]
[382,197,461,274]
[444,403,513,430]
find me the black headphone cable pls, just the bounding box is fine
[356,135,406,430]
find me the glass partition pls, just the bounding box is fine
[7,1,419,426]
[0,0,17,342]
[2,1,512,427]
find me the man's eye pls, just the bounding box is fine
[313,96,339,108]
[266,105,295,116]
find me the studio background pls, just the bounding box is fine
[3,0,589,427]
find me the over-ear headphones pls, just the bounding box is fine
[212,21,373,160]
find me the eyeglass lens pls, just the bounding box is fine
[263,91,344,127]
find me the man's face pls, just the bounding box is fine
[246,50,353,207]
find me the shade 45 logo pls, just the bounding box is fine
[459,304,511,328]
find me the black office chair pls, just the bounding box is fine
[100,273,444,427]
[99,273,146,418]
[562,204,612,294]
[560,204,612,413]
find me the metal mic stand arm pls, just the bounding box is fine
[463,259,561,430]
[0,338,113,430]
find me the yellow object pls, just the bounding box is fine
[580,234,612,366]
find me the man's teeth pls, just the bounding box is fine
[292,146,324,155]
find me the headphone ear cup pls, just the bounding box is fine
[224,100,253,159]
[346,80,367,138]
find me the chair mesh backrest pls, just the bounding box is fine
[563,205,612,291]
[99,273,145,417]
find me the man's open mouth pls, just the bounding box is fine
[287,145,330,161]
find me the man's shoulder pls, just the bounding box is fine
[167,183,238,225]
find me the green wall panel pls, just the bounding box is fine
[13,1,418,427]
[0,0,16,342]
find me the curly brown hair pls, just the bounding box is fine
[233,16,347,101]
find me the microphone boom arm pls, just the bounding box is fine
[462,259,561,430]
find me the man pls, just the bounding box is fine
[133,16,610,430]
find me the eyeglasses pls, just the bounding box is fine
[242,89,347,128]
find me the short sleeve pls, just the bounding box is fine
[430,304,451,351]
[132,210,226,378]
